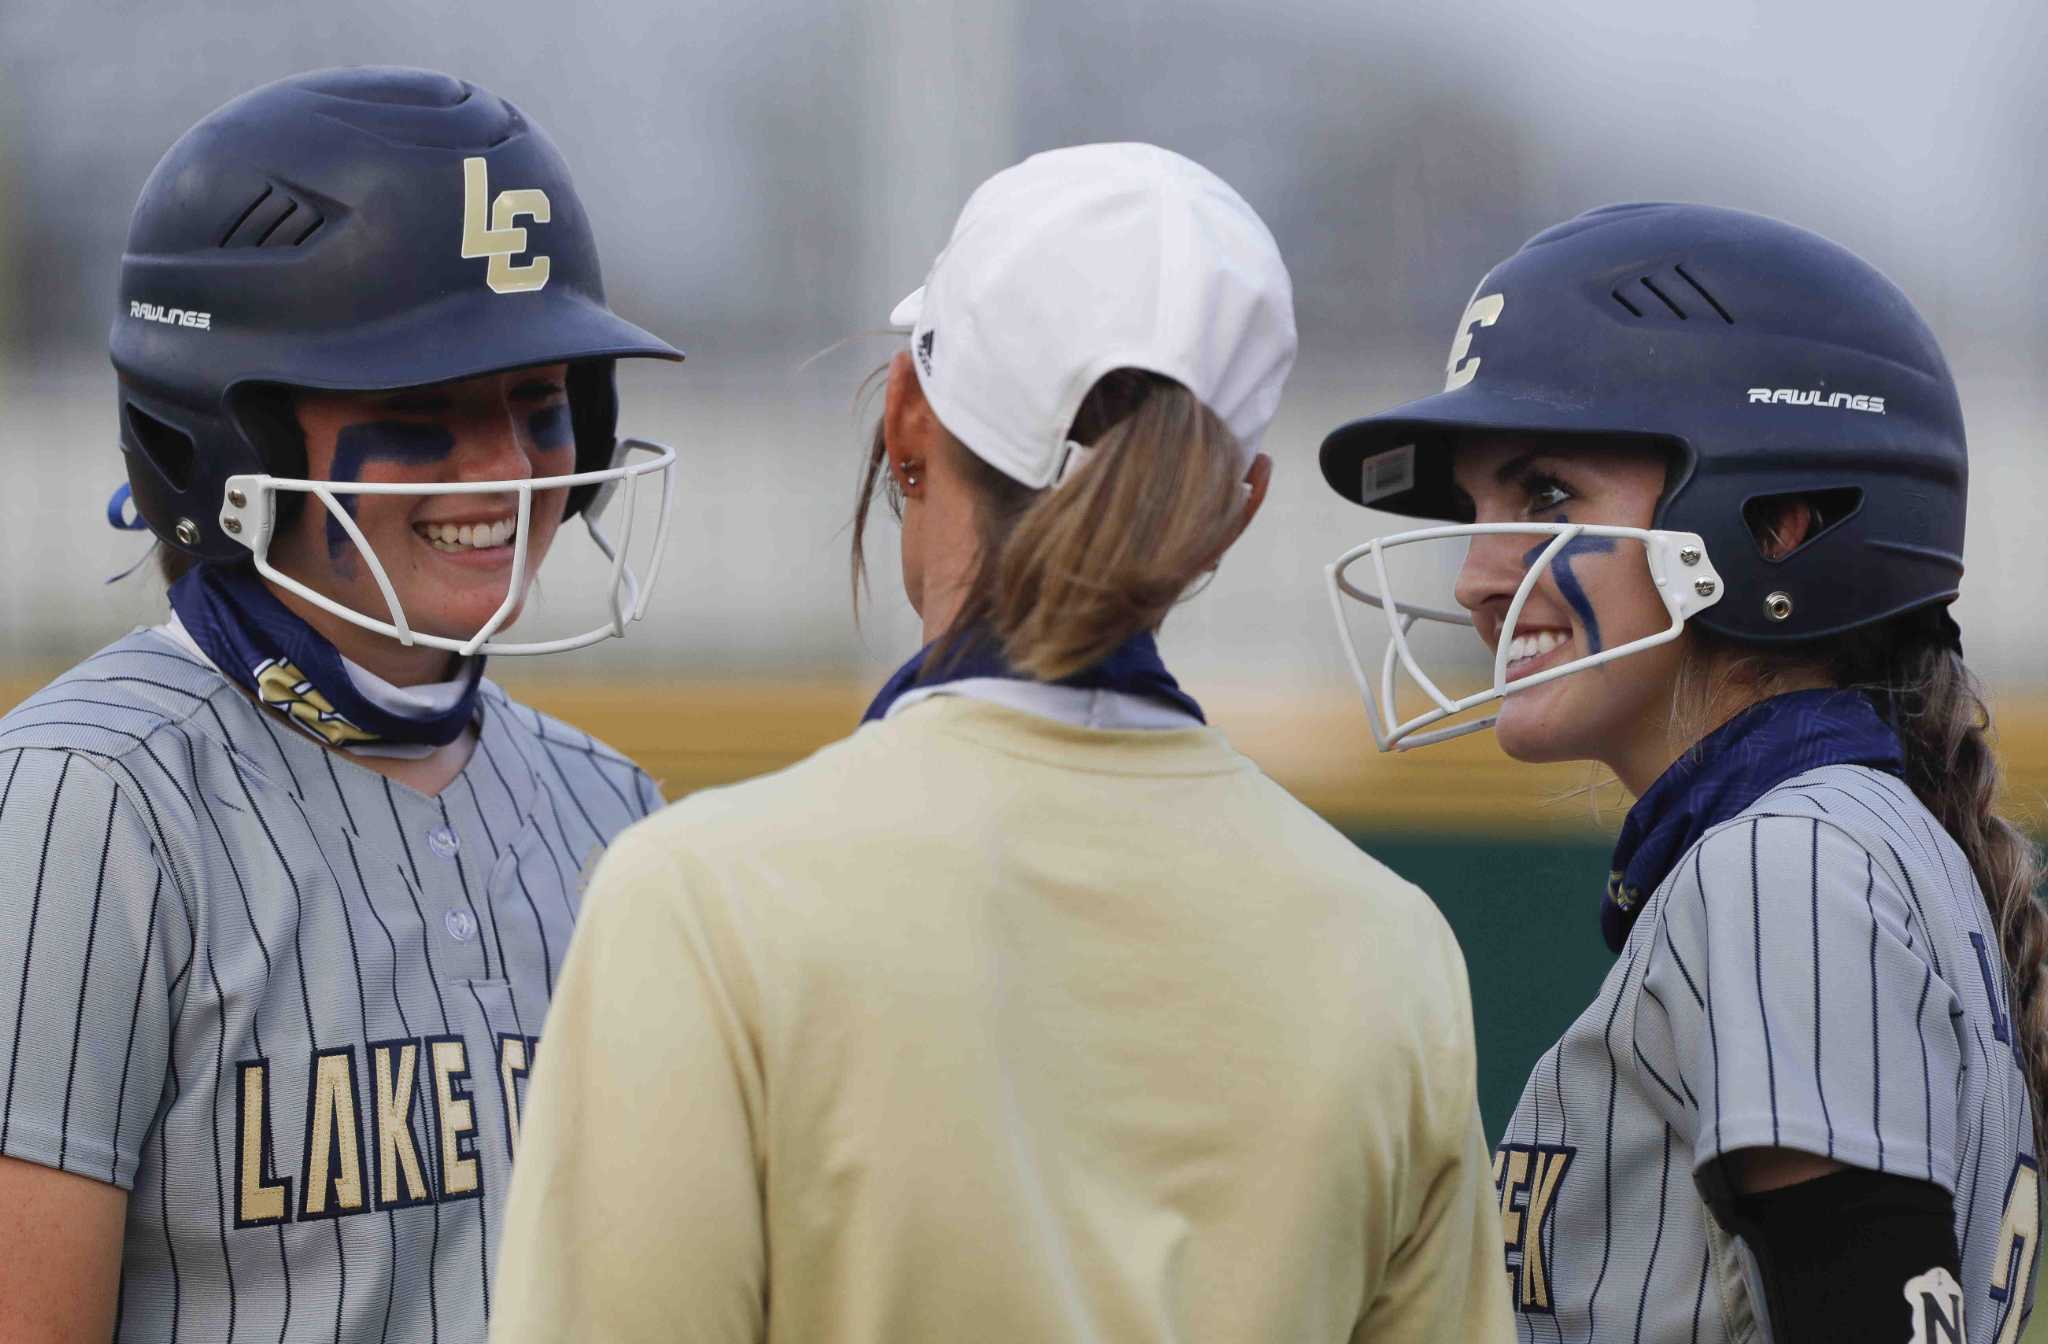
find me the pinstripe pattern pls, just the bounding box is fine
[0,629,660,1343]
[1495,764,2036,1342]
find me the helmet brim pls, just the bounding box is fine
[1319,384,1674,518]
[222,287,682,397]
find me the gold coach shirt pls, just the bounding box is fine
[492,695,1509,1343]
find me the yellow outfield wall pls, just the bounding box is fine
[515,681,2048,832]
[8,672,2045,832]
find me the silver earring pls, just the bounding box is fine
[904,473,919,488]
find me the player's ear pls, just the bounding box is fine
[1743,494,1816,562]
[1216,452,1270,556]
[883,352,938,499]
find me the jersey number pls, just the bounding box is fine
[1991,1155,2039,1344]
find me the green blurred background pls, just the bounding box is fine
[1358,831,1613,1141]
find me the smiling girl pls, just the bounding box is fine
[1323,203,2043,1343]
[0,68,678,1343]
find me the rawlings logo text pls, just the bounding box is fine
[130,301,211,330]
[1747,388,1885,413]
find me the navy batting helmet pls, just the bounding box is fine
[1320,202,1966,646]
[111,66,682,564]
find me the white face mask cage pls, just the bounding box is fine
[217,437,678,657]
[1324,522,1726,752]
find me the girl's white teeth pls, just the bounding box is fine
[421,519,516,552]
[1506,629,1569,663]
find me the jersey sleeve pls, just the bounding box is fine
[494,822,765,1344]
[1636,813,1964,1191]
[1355,914,1516,1343]
[633,766,666,817]
[0,748,191,1190]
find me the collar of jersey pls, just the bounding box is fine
[162,612,473,760]
[861,628,1205,729]
[1604,688,1905,952]
[167,563,484,756]
[885,678,1202,731]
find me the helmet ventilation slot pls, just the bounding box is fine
[220,183,327,248]
[1743,487,1864,561]
[1639,275,1688,318]
[1610,265,1736,324]
[219,185,272,246]
[1673,264,1733,322]
[254,200,300,246]
[125,403,199,492]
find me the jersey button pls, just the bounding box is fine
[444,910,477,942]
[427,825,460,858]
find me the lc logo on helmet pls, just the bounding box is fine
[1445,293,1505,391]
[460,157,551,295]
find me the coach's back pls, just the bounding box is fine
[494,695,1505,1343]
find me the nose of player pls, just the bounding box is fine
[1457,534,1579,680]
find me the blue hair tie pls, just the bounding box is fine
[106,482,150,531]
[103,483,160,584]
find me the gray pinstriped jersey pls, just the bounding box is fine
[0,628,662,1343]
[1496,765,2039,1344]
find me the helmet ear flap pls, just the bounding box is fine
[223,385,310,535]
[124,401,200,493]
[227,385,309,479]
[563,359,620,520]
[118,382,258,562]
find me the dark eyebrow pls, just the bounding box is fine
[377,389,452,413]
[509,377,566,399]
[1494,451,1545,486]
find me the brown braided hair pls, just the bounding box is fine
[1682,611,2048,1152]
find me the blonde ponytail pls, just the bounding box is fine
[850,368,1247,680]
[990,374,1243,679]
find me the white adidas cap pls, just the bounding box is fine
[889,142,1297,490]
